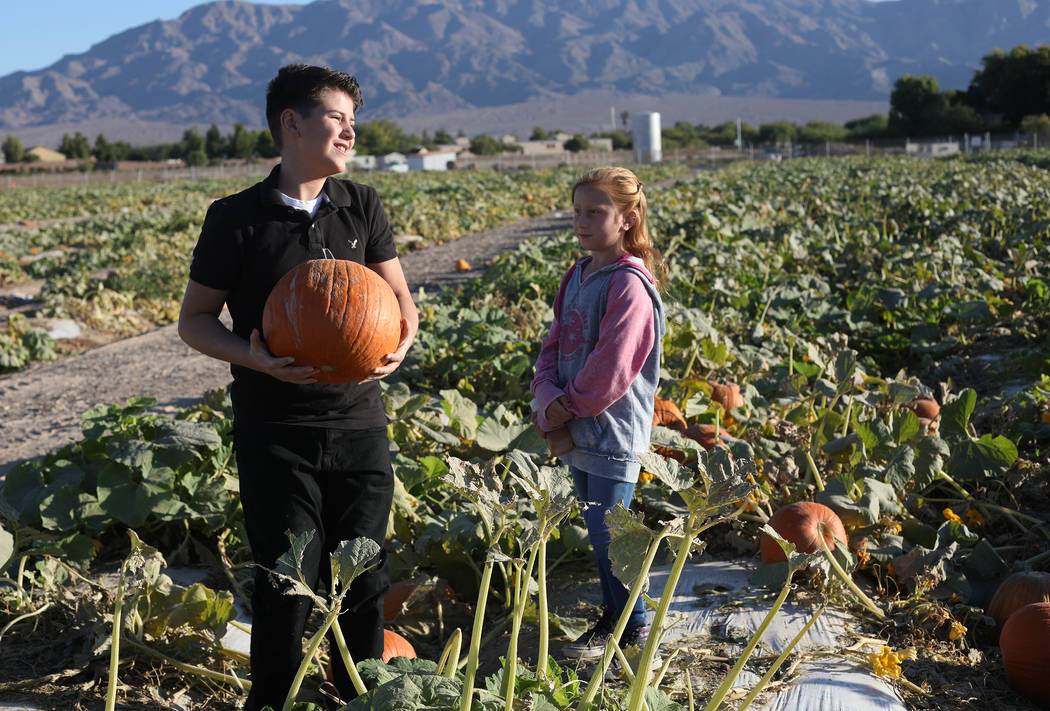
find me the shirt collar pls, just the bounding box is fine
[260,163,354,209]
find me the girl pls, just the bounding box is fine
[531,166,667,659]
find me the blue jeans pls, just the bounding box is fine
[571,467,648,628]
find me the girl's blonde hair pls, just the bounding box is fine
[571,166,668,289]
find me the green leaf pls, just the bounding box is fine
[816,478,875,527]
[475,417,530,452]
[96,463,152,527]
[38,485,82,532]
[107,439,154,475]
[833,349,857,396]
[881,445,916,493]
[2,462,47,524]
[332,537,382,591]
[439,388,478,440]
[637,451,694,492]
[153,419,222,451]
[913,436,950,490]
[893,409,920,443]
[645,687,687,711]
[607,505,657,593]
[947,433,1018,480]
[940,388,976,440]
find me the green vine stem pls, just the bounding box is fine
[459,558,495,711]
[817,524,885,620]
[734,606,826,711]
[329,617,368,697]
[804,451,826,492]
[124,637,250,690]
[104,558,128,711]
[282,603,346,711]
[701,574,793,711]
[536,537,551,680]
[0,601,50,644]
[578,526,669,711]
[436,628,463,678]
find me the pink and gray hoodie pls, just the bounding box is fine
[531,254,665,483]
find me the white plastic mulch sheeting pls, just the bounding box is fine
[648,560,907,711]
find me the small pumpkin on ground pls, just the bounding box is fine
[709,381,744,412]
[652,396,687,430]
[760,501,847,563]
[262,259,401,384]
[1000,601,1050,708]
[987,571,1050,633]
[382,629,417,662]
[455,258,471,271]
[683,423,729,451]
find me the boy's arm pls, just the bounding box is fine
[177,278,318,384]
[361,257,419,381]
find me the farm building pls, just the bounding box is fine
[26,146,67,162]
[405,149,458,171]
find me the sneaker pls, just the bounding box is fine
[561,607,616,659]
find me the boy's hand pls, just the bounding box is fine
[360,318,412,382]
[545,396,573,426]
[248,329,318,384]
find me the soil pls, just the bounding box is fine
[0,209,572,476]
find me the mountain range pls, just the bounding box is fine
[2,0,1048,146]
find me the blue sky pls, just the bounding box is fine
[0,1,295,77]
[1,0,901,79]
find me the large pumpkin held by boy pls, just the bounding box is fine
[263,259,401,383]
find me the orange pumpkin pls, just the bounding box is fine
[906,397,940,421]
[988,571,1050,633]
[1000,602,1050,707]
[760,502,847,563]
[262,259,401,384]
[652,396,687,430]
[683,423,728,451]
[710,381,744,411]
[382,629,417,662]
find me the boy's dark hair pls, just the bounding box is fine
[265,64,363,148]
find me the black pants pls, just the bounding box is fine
[234,424,393,711]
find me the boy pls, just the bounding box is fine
[178,64,418,709]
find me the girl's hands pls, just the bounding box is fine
[248,329,318,384]
[545,396,574,426]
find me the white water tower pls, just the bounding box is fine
[632,112,662,163]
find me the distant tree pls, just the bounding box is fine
[94,134,117,163]
[59,131,92,160]
[1021,114,1050,142]
[965,44,1050,126]
[530,126,549,140]
[797,121,848,143]
[596,129,632,149]
[701,121,757,146]
[433,129,454,144]
[889,74,946,136]
[469,134,504,155]
[845,114,888,138]
[355,119,419,155]
[2,134,24,163]
[759,121,797,144]
[205,124,224,158]
[229,123,256,159]
[181,127,205,157]
[185,148,208,167]
[662,121,706,149]
[936,100,984,135]
[620,110,630,129]
[563,133,590,152]
[255,130,278,158]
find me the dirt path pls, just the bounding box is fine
[0,209,572,474]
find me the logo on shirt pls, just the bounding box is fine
[348,239,359,249]
[560,303,588,360]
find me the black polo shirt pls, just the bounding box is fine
[189,164,399,430]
